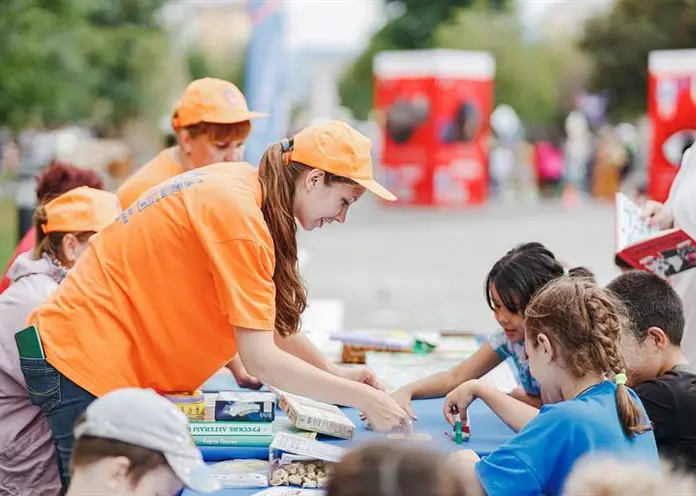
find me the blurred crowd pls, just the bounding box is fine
[0,125,133,192]
[490,110,695,205]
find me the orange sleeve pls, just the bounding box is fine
[206,238,276,331]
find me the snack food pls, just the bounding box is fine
[269,433,344,489]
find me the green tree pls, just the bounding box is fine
[580,0,696,119]
[83,0,170,133]
[186,48,246,92]
[436,8,587,128]
[0,0,97,130]
[0,0,169,132]
[338,0,508,120]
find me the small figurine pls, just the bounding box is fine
[445,409,470,444]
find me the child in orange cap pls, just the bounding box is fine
[20,121,408,491]
[0,186,119,495]
[117,77,265,388]
[117,77,265,209]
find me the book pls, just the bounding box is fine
[189,421,274,437]
[615,193,696,277]
[193,434,272,447]
[329,329,414,350]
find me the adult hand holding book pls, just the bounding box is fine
[616,193,696,277]
[643,200,675,230]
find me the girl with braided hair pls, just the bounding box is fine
[450,277,659,496]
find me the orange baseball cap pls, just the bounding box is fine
[42,187,120,234]
[171,78,266,129]
[289,120,397,201]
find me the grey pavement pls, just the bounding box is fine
[298,196,619,333]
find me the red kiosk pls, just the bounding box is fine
[647,49,696,202]
[373,49,496,207]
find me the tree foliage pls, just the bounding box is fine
[338,0,508,120]
[580,0,696,119]
[436,8,588,129]
[0,0,169,132]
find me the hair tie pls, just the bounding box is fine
[280,138,291,152]
[615,373,627,386]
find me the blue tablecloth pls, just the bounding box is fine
[183,396,514,496]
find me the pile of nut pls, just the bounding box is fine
[269,460,332,488]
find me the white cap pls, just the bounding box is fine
[74,388,222,493]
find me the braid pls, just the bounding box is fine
[524,277,652,438]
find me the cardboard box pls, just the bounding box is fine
[277,392,355,440]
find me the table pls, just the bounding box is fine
[183,397,514,496]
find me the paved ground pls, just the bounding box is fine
[298,196,619,333]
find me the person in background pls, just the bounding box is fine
[20,121,411,490]
[607,271,696,472]
[67,388,221,496]
[564,456,696,496]
[0,162,104,295]
[0,187,119,496]
[117,77,264,209]
[451,278,658,496]
[116,77,266,389]
[392,242,594,430]
[327,443,465,496]
[643,143,696,365]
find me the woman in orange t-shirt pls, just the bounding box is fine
[118,77,266,389]
[19,121,411,490]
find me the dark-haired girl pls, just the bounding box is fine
[450,277,658,496]
[392,242,594,426]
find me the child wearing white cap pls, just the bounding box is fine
[66,388,221,496]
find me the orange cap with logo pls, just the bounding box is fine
[42,187,120,234]
[288,120,397,201]
[171,78,266,129]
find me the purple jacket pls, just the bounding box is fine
[0,253,61,495]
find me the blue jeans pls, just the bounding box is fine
[20,358,96,492]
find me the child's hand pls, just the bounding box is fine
[391,387,418,420]
[443,379,481,426]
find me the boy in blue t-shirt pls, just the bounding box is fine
[449,278,659,496]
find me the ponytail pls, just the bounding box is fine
[257,141,307,337]
[33,204,55,260]
[613,372,652,438]
[257,139,359,337]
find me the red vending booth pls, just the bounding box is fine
[373,49,495,207]
[647,49,696,203]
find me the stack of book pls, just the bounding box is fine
[189,391,276,447]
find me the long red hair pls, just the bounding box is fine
[257,139,354,337]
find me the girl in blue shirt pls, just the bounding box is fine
[449,277,659,496]
[392,242,593,425]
